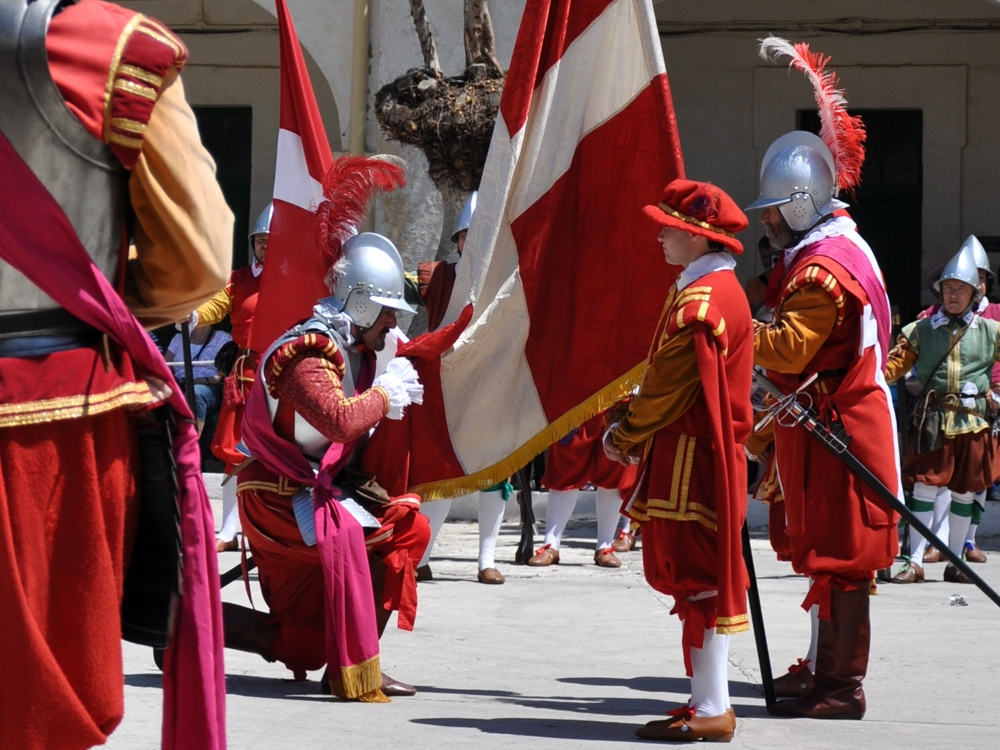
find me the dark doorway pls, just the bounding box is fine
[192,106,253,272]
[799,109,923,321]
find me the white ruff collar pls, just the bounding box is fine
[930,307,978,330]
[677,252,737,291]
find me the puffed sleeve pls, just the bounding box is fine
[125,71,233,327]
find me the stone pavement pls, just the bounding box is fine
[108,487,1000,749]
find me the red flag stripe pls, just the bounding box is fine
[502,0,616,135]
[249,0,335,353]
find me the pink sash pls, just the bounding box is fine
[240,335,383,699]
[0,132,225,749]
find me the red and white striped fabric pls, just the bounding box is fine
[248,0,335,354]
[366,0,685,499]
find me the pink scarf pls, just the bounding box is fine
[240,338,383,698]
[0,133,226,749]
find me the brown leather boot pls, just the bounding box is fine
[768,584,869,720]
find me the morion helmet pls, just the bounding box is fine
[326,232,416,328]
[960,234,993,295]
[934,242,983,304]
[451,191,478,243]
[745,131,848,232]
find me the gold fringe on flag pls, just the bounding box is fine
[410,361,647,501]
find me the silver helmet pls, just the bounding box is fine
[326,232,416,328]
[934,243,983,303]
[451,191,478,243]
[250,202,274,238]
[960,234,993,291]
[745,131,848,232]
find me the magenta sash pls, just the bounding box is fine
[0,135,225,747]
[240,337,383,698]
[794,233,892,362]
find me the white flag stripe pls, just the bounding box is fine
[507,0,658,220]
[272,128,324,211]
[441,270,548,471]
[441,118,522,329]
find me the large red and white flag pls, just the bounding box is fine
[249,0,335,353]
[364,0,685,498]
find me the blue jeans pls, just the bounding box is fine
[192,383,221,422]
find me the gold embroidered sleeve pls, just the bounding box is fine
[612,323,701,455]
[753,283,838,374]
[125,73,233,328]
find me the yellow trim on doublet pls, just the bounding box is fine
[716,613,750,635]
[411,361,648,500]
[113,79,158,102]
[110,117,147,135]
[0,382,152,429]
[107,132,143,150]
[117,63,163,87]
[138,19,185,61]
[103,13,146,142]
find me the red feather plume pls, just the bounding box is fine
[759,36,866,195]
[315,154,407,270]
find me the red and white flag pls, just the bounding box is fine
[364,0,685,498]
[249,0,335,353]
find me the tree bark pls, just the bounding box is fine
[409,0,442,73]
[464,0,503,77]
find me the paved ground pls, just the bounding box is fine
[108,488,1000,749]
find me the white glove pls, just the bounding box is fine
[175,309,199,331]
[373,357,424,419]
[961,381,978,409]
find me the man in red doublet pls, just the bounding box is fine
[194,203,272,550]
[605,179,753,742]
[227,199,430,699]
[0,1,232,747]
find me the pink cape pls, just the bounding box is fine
[0,132,226,749]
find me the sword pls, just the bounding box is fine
[754,368,1000,610]
[742,521,776,707]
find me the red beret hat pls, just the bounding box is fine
[643,179,749,254]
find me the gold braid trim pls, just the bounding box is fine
[658,204,736,239]
[412,361,646,501]
[102,13,146,144]
[0,383,152,429]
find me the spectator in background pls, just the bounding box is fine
[165,324,231,435]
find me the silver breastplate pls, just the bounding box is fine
[0,0,129,321]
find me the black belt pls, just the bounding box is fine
[0,309,100,357]
[0,308,94,338]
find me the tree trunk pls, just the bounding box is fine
[464,0,503,77]
[409,0,442,73]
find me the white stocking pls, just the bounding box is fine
[217,480,241,542]
[908,482,938,564]
[948,491,974,559]
[477,490,506,569]
[418,497,454,568]
[542,489,578,549]
[690,626,731,717]
[804,602,819,671]
[931,485,951,549]
[595,487,622,550]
